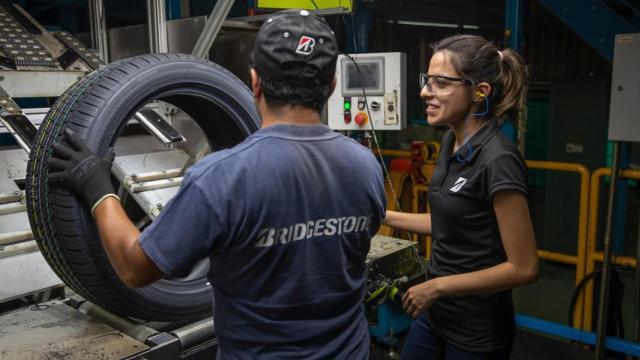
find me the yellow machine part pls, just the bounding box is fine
[376,141,440,246]
[378,170,412,238]
[255,0,353,10]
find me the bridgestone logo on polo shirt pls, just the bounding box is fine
[449,177,467,193]
[255,215,373,248]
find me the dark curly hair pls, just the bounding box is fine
[257,63,334,113]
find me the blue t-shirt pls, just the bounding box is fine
[139,124,386,359]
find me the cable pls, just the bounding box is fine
[568,266,632,343]
[340,13,415,243]
[456,142,474,163]
[471,97,490,117]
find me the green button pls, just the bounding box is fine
[344,102,351,110]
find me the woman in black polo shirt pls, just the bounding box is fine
[384,34,538,359]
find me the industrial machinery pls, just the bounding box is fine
[0,0,260,320]
[0,1,106,309]
[366,235,426,347]
[0,2,423,358]
[0,296,218,359]
[327,52,407,131]
[0,1,247,357]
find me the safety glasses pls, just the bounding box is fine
[419,73,472,95]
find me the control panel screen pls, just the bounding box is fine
[345,62,380,90]
[341,57,385,96]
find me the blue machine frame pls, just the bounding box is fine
[516,314,640,357]
[369,303,413,347]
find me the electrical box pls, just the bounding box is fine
[327,52,406,131]
[608,33,640,142]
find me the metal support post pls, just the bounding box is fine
[147,0,169,53]
[191,0,235,58]
[612,143,630,254]
[88,0,109,62]
[504,0,524,151]
[635,211,640,348]
[505,0,524,51]
[595,141,621,359]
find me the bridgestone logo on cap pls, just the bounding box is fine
[296,36,316,55]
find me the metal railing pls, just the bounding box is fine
[583,168,640,332]
[525,160,591,330]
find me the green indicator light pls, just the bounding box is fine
[344,102,351,110]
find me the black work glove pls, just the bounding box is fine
[48,128,117,215]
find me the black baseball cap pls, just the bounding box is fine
[252,9,338,86]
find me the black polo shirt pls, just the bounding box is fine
[426,119,527,352]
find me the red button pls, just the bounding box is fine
[344,114,351,123]
[355,113,367,126]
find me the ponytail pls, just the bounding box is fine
[494,48,529,133]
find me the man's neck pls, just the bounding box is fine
[260,105,322,129]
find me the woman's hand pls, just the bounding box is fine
[402,278,444,319]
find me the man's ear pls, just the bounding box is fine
[328,77,337,98]
[250,68,261,98]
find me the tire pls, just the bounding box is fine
[25,53,260,321]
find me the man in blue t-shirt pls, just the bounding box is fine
[48,9,386,359]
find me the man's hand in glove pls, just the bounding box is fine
[47,128,163,287]
[48,128,118,216]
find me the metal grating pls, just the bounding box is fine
[55,31,105,70]
[0,5,57,69]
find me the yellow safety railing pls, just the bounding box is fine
[583,168,640,332]
[525,161,591,330]
[377,149,412,158]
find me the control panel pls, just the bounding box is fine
[327,52,406,131]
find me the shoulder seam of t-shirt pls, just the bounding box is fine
[489,180,528,193]
[349,138,381,161]
[189,180,227,251]
[486,152,528,199]
[189,179,217,219]
[488,182,528,200]
[178,170,226,235]
[486,133,520,154]
[482,153,527,182]
[138,179,220,276]
[484,149,524,168]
